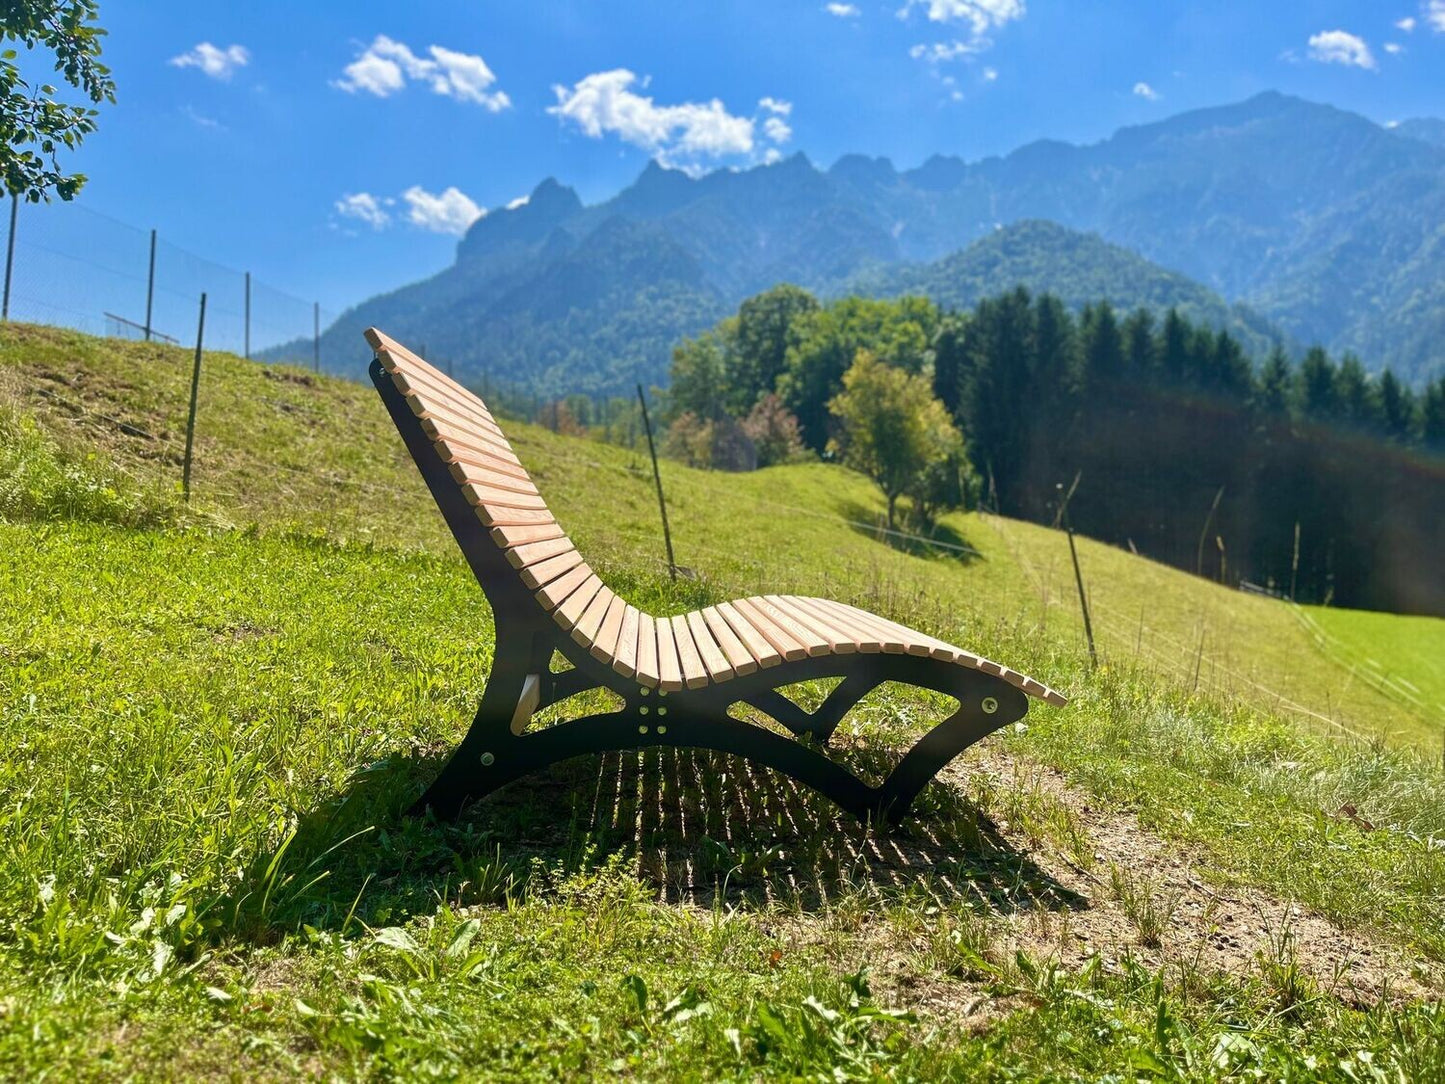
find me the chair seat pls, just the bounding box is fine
[548,587,1066,704]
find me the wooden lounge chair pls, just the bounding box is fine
[366,328,1066,824]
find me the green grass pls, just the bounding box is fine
[2,323,1444,1078]
[1300,605,1445,728]
[4,323,1438,748]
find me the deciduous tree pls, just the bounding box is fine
[827,350,962,529]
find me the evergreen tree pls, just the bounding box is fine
[1122,308,1156,377]
[1377,370,1414,443]
[1423,379,1445,453]
[1161,307,1189,385]
[1298,347,1339,421]
[1080,301,1125,392]
[1335,355,1380,432]
[1254,343,1293,417]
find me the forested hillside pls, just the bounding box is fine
[658,286,1445,616]
[316,92,1445,393]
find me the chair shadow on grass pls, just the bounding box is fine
[225,741,1085,941]
[835,499,982,564]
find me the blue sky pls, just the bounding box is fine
[34,1,1445,315]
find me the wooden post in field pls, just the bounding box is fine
[313,301,320,372]
[1054,471,1096,669]
[2,194,16,321]
[183,293,207,502]
[1289,521,1301,602]
[244,272,251,359]
[637,383,677,580]
[1196,485,1224,577]
[144,229,156,341]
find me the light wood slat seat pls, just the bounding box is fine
[366,326,1066,824]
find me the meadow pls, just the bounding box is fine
[1,324,1443,1079]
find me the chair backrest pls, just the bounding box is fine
[366,328,604,619]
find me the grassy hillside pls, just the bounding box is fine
[2,323,1443,1078]
[2,323,1437,748]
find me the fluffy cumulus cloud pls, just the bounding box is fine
[169,43,249,80]
[334,35,510,110]
[825,2,861,15]
[1133,81,1159,100]
[334,192,392,230]
[1307,30,1376,70]
[1384,41,1405,54]
[903,0,1026,60]
[1396,16,1416,31]
[333,186,484,235]
[1428,1,1445,32]
[549,70,792,170]
[402,186,485,234]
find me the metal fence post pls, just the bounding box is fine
[3,195,17,321]
[637,383,677,579]
[144,229,156,341]
[244,271,250,359]
[183,293,207,502]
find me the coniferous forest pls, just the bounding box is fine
[655,286,1445,616]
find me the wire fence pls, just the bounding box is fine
[1,195,339,368]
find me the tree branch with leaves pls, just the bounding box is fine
[1,0,114,201]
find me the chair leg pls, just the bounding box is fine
[412,710,884,823]
[874,682,1028,822]
[408,652,1029,826]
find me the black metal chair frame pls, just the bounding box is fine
[372,357,1039,825]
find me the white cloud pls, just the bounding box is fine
[335,192,392,229]
[334,35,510,110]
[982,66,998,81]
[904,0,1024,61]
[403,185,484,235]
[1384,41,1405,54]
[763,116,793,143]
[825,2,861,15]
[1396,16,1416,31]
[1427,1,1445,32]
[902,0,1025,29]
[169,42,249,80]
[1307,30,1376,70]
[505,194,530,210]
[910,39,984,61]
[548,69,761,168]
[1133,81,1159,100]
[759,96,793,115]
[180,105,223,130]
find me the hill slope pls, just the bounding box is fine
[2,324,1443,1077]
[6,323,1438,745]
[849,220,1279,356]
[320,92,1445,391]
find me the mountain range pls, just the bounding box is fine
[316,92,1445,396]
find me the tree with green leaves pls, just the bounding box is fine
[666,329,730,422]
[827,350,963,530]
[1,0,114,201]
[728,284,818,414]
[779,295,939,451]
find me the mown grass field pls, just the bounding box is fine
[2,323,1444,1079]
